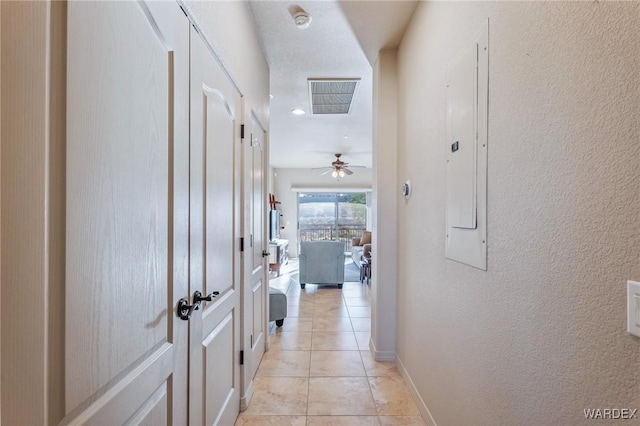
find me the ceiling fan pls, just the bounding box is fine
[313,153,364,178]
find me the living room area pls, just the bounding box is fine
[266,189,373,326]
[267,189,373,285]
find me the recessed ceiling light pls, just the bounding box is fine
[343,135,349,139]
[291,108,306,115]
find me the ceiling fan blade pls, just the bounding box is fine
[342,168,354,175]
[320,169,333,176]
[312,166,332,170]
[347,165,366,169]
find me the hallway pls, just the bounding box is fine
[235,260,426,425]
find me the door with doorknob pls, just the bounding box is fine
[65,2,243,424]
[189,27,243,426]
[65,1,190,423]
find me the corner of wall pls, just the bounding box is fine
[371,49,399,357]
[0,2,66,423]
[1,2,48,423]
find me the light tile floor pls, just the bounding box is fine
[235,260,427,426]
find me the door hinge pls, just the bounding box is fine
[240,350,244,365]
[250,334,253,348]
[240,237,244,252]
[179,4,188,17]
[240,124,245,139]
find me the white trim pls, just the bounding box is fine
[396,355,438,426]
[239,379,254,412]
[203,84,235,121]
[137,1,172,51]
[368,337,395,362]
[291,187,372,193]
[176,0,243,97]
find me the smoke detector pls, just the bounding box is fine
[293,10,312,29]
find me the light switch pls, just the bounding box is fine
[627,280,640,337]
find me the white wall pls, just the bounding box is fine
[1,2,63,424]
[273,167,372,257]
[371,50,398,360]
[395,2,640,425]
[268,165,275,194]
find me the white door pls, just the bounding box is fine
[241,110,268,406]
[64,1,189,424]
[189,28,242,426]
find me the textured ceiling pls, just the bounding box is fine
[248,0,417,170]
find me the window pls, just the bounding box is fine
[298,192,367,252]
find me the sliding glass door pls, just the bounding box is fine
[298,192,367,252]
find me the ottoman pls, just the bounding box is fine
[269,287,287,327]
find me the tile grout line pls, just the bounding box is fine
[350,279,381,423]
[306,287,313,423]
[262,266,383,424]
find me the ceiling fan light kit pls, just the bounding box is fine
[330,169,346,180]
[313,153,364,180]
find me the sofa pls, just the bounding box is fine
[351,231,372,269]
[299,241,346,289]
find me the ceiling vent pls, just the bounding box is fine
[308,78,360,115]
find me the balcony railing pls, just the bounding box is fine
[299,224,366,252]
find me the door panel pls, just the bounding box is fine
[250,113,267,360]
[204,85,235,292]
[241,111,268,405]
[64,1,188,424]
[128,384,168,426]
[252,282,264,346]
[190,28,242,426]
[204,313,234,424]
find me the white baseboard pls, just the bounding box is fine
[239,379,254,412]
[368,337,395,361]
[396,355,438,426]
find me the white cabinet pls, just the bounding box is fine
[269,239,289,276]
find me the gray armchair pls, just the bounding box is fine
[298,241,346,289]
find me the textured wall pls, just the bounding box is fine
[273,168,372,257]
[396,2,640,425]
